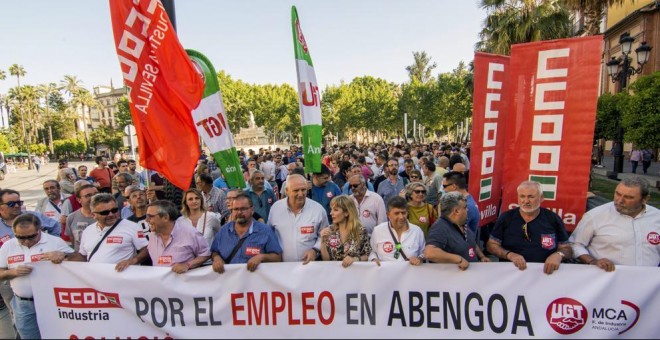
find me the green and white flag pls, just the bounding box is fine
[530,175,558,201]
[291,6,322,174]
[186,49,246,189]
[479,177,492,201]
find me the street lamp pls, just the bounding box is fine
[605,32,652,175]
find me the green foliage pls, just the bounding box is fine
[53,138,86,155]
[89,125,123,151]
[29,143,47,155]
[620,71,660,149]
[595,92,621,141]
[0,133,11,153]
[218,71,254,134]
[115,96,133,129]
[252,83,300,142]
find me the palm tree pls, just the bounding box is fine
[71,88,98,150]
[37,83,58,154]
[9,64,33,169]
[476,0,572,55]
[405,51,437,83]
[0,69,6,128]
[561,0,628,35]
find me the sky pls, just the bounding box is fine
[0,0,484,96]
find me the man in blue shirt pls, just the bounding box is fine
[442,172,480,242]
[211,192,282,273]
[0,189,61,239]
[309,165,342,224]
[245,170,276,224]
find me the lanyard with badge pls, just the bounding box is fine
[387,221,409,261]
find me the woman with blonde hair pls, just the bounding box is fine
[320,195,371,267]
[405,182,438,237]
[181,188,222,246]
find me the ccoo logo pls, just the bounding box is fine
[546,297,587,335]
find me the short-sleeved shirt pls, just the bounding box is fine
[427,217,479,262]
[148,218,211,267]
[127,214,150,240]
[0,233,73,298]
[202,186,229,218]
[268,198,329,262]
[79,219,148,263]
[246,189,277,224]
[407,203,438,237]
[310,182,342,224]
[90,167,114,190]
[2,211,61,237]
[211,220,282,264]
[465,194,480,240]
[351,192,387,237]
[489,207,569,263]
[369,222,425,262]
[424,173,443,206]
[66,210,96,252]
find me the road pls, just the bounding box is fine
[0,161,96,210]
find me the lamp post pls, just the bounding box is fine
[605,32,652,175]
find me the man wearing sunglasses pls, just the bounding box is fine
[0,189,61,240]
[0,214,73,339]
[349,175,386,237]
[442,172,480,242]
[68,194,148,272]
[487,181,572,275]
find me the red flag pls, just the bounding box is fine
[109,0,203,190]
[501,36,602,231]
[469,52,510,227]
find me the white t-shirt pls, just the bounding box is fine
[369,222,425,262]
[0,233,73,297]
[181,211,222,247]
[79,219,148,263]
[351,192,387,237]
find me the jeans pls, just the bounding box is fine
[631,161,639,173]
[10,297,40,339]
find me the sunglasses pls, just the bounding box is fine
[94,207,119,216]
[442,183,454,188]
[349,183,361,189]
[522,223,531,242]
[413,190,426,194]
[1,200,24,208]
[15,233,38,241]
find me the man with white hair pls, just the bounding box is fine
[487,181,572,274]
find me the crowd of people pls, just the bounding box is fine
[0,141,658,339]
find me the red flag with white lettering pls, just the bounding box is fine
[109,0,203,190]
[501,36,602,231]
[469,53,510,227]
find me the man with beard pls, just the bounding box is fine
[487,181,572,274]
[569,177,659,270]
[377,158,408,205]
[125,186,149,239]
[246,170,276,224]
[349,175,386,237]
[211,192,282,273]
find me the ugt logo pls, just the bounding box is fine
[546,297,587,335]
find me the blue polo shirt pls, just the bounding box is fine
[246,189,276,224]
[466,194,480,241]
[211,220,282,264]
[310,182,342,224]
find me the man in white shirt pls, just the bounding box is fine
[569,177,660,271]
[369,196,424,265]
[35,180,69,222]
[268,174,328,263]
[349,175,386,237]
[68,193,148,271]
[0,214,73,339]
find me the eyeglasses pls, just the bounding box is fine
[1,201,24,208]
[15,233,38,241]
[413,190,426,194]
[93,207,119,216]
[349,183,361,189]
[522,223,530,242]
[145,213,159,219]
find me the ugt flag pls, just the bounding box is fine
[186,49,246,189]
[291,6,322,174]
[109,0,203,190]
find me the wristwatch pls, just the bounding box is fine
[555,251,566,258]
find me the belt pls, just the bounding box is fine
[15,295,34,301]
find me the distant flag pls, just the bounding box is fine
[186,49,246,189]
[108,0,203,190]
[291,6,322,174]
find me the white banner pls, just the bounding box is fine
[31,262,659,339]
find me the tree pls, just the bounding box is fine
[595,92,621,141]
[0,133,10,153]
[0,70,5,127]
[37,83,59,154]
[620,71,660,149]
[476,0,572,55]
[114,96,133,129]
[405,51,437,83]
[217,71,254,134]
[251,84,299,144]
[89,125,123,151]
[561,0,628,36]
